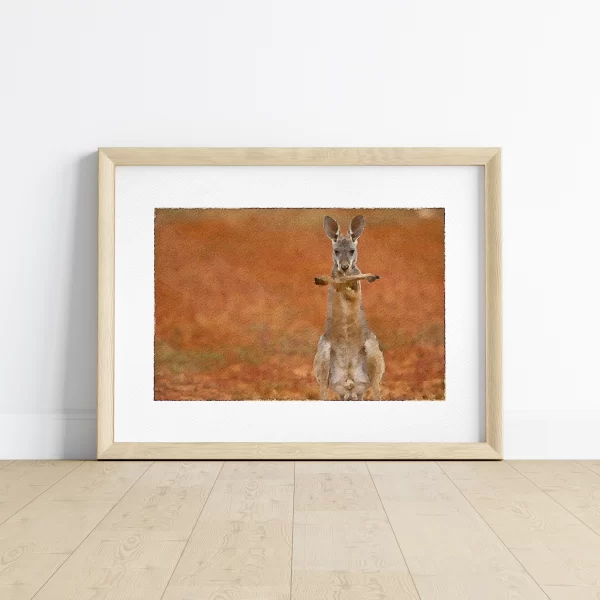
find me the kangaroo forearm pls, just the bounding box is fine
[338,273,379,283]
[314,274,380,287]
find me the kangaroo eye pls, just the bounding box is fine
[334,250,340,256]
[349,249,355,255]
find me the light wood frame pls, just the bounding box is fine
[98,148,502,460]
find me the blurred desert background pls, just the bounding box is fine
[154,208,445,400]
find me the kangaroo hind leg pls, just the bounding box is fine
[365,337,385,400]
[313,336,331,400]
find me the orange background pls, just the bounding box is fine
[154,208,445,400]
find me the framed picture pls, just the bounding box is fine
[98,148,501,459]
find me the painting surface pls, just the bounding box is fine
[154,208,445,400]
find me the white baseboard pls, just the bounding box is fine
[503,410,600,459]
[0,411,97,459]
[0,410,598,459]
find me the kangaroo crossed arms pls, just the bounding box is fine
[314,273,380,288]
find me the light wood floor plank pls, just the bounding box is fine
[581,461,600,477]
[369,461,547,600]
[94,460,223,541]
[292,461,370,475]
[162,461,292,600]
[0,462,14,471]
[32,461,222,600]
[542,585,600,599]
[294,462,381,512]
[293,461,419,600]
[0,460,82,524]
[0,461,151,600]
[441,460,600,593]
[510,461,600,535]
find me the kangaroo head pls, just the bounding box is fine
[323,215,365,273]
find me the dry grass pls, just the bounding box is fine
[154,208,445,400]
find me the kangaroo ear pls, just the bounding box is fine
[323,216,341,241]
[349,215,365,241]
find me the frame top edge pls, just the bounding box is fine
[97,147,501,166]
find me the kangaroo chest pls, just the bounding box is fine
[327,287,365,345]
[326,287,370,394]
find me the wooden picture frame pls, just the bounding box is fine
[98,148,501,460]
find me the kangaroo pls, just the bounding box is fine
[313,215,385,400]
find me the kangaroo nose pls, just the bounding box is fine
[341,262,349,271]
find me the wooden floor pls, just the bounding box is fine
[1,461,600,599]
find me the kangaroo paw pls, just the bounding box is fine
[366,274,380,283]
[314,277,328,286]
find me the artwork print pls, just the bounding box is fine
[154,208,445,401]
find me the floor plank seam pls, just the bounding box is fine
[575,460,600,477]
[29,460,155,600]
[158,461,225,600]
[507,460,600,540]
[436,461,553,600]
[0,461,14,470]
[366,461,423,600]
[0,460,84,527]
[290,460,296,600]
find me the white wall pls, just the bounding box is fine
[1,0,598,459]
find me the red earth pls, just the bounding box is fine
[154,208,445,401]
